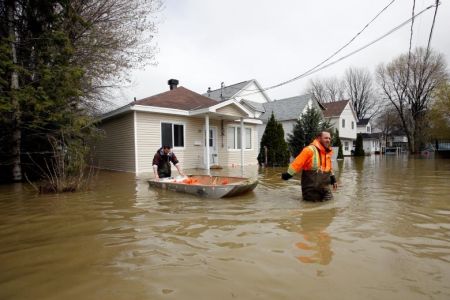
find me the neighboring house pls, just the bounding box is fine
[257,94,325,141]
[385,130,409,153]
[204,79,272,105]
[205,79,271,153]
[357,118,381,154]
[322,100,357,156]
[93,81,262,174]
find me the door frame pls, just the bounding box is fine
[204,126,219,166]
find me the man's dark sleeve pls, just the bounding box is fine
[152,153,161,166]
[170,153,179,165]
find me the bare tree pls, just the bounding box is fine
[65,0,162,109]
[374,104,403,146]
[344,67,378,120]
[308,78,327,104]
[307,77,344,103]
[376,47,448,153]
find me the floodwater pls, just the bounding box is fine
[0,156,449,300]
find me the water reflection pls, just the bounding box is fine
[295,208,336,265]
[0,157,450,299]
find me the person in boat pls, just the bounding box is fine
[152,145,185,179]
[281,131,338,201]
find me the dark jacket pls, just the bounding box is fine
[152,148,179,178]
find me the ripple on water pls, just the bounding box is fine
[0,158,450,299]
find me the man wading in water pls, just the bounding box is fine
[152,145,185,179]
[281,131,338,201]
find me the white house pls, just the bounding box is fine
[205,81,326,151]
[256,94,325,141]
[204,79,272,107]
[205,79,271,153]
[322,100,357,156]
[357,118,381,154]
[93,80,262,174]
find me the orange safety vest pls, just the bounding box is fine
[287,139,333,175]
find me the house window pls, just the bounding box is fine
[342,119,345,128]
[245,128,252,149]
[351,121,354,129]
[344,141,349,151]
[367,126,371,133]
[227,126,252,149]
[161,122,184,148]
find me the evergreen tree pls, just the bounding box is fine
[0,0,160,185]
[287,107,332,157]
[354,133,365,156]
[332,128,344,159]
[258,113,289,167]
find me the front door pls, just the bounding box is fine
[204,127,218,166]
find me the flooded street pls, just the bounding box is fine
[0,156,449,299]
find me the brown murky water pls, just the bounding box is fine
[0,156,449,299]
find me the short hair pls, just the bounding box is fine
[317,131,331,138]
[162,145,172,149]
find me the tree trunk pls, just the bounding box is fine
[407,134,415,154]
[8,1,22,181]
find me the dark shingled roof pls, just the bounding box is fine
[322,100,350,118]
[259,94,317,122]
[361,132,382,139]
[133,87,218,110]
[357,118,370,126]
[241,99,265,112]
[204,80,251,101]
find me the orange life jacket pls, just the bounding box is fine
[287,139,333,175]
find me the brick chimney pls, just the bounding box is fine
[168,79,179,90]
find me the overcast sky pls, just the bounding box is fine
[114,0,450,108]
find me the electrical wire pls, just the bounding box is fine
[407,0,416,66]
[222,0,397,93]
[234,3,439,99]
[426,0,439,55]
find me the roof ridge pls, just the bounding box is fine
[206,80,252,93]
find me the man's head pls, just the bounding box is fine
[317,131,332,148]
[162,145,172,155]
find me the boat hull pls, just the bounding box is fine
[148,175,258,198]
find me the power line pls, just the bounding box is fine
[426,0,440,55]
[223,0,397,93]
[405,0,416,96]
[407,0,416,66]
[235,3,438,99]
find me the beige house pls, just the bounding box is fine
[93,81,262,174]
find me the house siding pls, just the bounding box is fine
[326,103,357,156]
[94,112,136,172]
[135,112,203,172]
[220,122,259,166]
[135,112,259,173]
[363,139,380,154]
[338,103,357,140]
[216,105,246,117]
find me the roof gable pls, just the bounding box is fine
[322,100,350,118]
[204,81,250,101]
[204,79,271,103]
[134,87,217,110]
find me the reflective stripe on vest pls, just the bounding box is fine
[308,145,321,171]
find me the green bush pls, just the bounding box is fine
[258,113,290,166]
[354,133,365,156]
